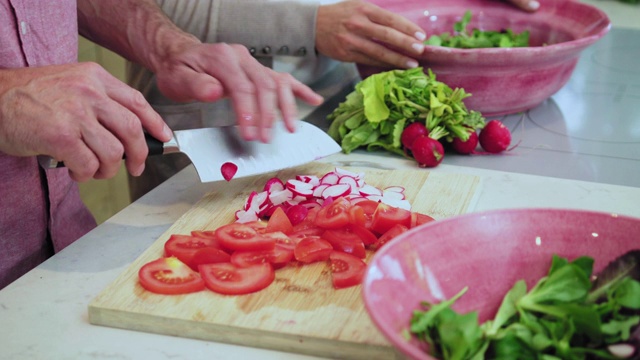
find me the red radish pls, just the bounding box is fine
[479,120,512,153]
[401,122,429,150]
[411,136,445,168]
[452,130,479,154]
[220,162,238,181]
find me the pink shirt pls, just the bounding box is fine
[0,0,97,289]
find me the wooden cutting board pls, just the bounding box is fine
[88,163,480,359]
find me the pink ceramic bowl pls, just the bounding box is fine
[362,208,640,360]
[357,0,611,116]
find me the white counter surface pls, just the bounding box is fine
[2,1,640,360]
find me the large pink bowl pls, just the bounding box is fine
[362,208,640,360]
[357,0,611,116]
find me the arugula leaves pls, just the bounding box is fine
[425,11,530,49]
[326,67,484,155]
[410,254,640,360]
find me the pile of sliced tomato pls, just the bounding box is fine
[138,196,435,296]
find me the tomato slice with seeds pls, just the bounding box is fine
[198,262,275,295]
[329,251,366,289]
[293,236,333,263]
[370,203,412,235]
[321,228,366,259]
[352,200,379,229]
[370,223,409,251]
[314,197,352,229]
[230,244,294,269]
[164,234,223,266]
[138,257,205,295]
[215,223,275,251]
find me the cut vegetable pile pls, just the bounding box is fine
[138,168,435,296]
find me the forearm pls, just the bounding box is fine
[77,0,200,73]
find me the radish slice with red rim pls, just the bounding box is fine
[383,186,405,194]
[321,183,351,199]
[263,177,285,193]
[359,184,383,197]
[319,172,339,185]
[382,190,405,201]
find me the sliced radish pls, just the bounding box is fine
[359,184,383,197]
[383,186,405,194]
[235,167,413,222]
[269,189,293,206]
[382,190,405,201]
[296,175,319,186]
[334,167,359,178]
[263,177,285,193]
[319,172,339,185]
[321,183,351,199]
[220,162,238,182]
[312,184,329,198]
[338,175,359,189]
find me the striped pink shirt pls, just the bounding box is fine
[0,0,97,289]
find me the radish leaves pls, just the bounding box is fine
[327,68,484,155]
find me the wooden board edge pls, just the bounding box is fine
[88,304,397,360]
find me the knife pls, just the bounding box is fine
[49,121,341,183]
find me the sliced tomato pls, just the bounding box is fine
[371,203,411,235]
[350,224,379,246]
[265,206,293,234]
[189,248,231,270]
[410,212,436,228]
[164,234,223,266]
[352,200,379,229]
[314,197,352,229]
[329,251,366,289]
[191,230,217,240]
[320,228,366,259]
[199,262,275,295]
[293,236,333,263]
[348,205,366,227]
[262,231,296,251]
[138,257,204,295]
[230,244,294,269]
[370,224,409,251]
[244,220,268,234]
[215,223,275,252]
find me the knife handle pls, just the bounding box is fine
[49,133,165,168]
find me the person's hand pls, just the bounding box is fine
[152,42,324,143]
[315,0,426,69]
[505,0,540,12]
[0,63,171,182]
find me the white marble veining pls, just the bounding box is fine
[1,2,640,359]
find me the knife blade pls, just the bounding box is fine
[163,121,341,182]
[49,121,341,183]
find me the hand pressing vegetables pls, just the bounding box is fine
[425,11,530,49]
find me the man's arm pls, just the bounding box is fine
[76,0,323,143]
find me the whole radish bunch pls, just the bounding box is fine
[401,119,512,168]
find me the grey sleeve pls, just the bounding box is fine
[157,0,319,61]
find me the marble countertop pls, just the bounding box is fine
[2,1,640,359]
